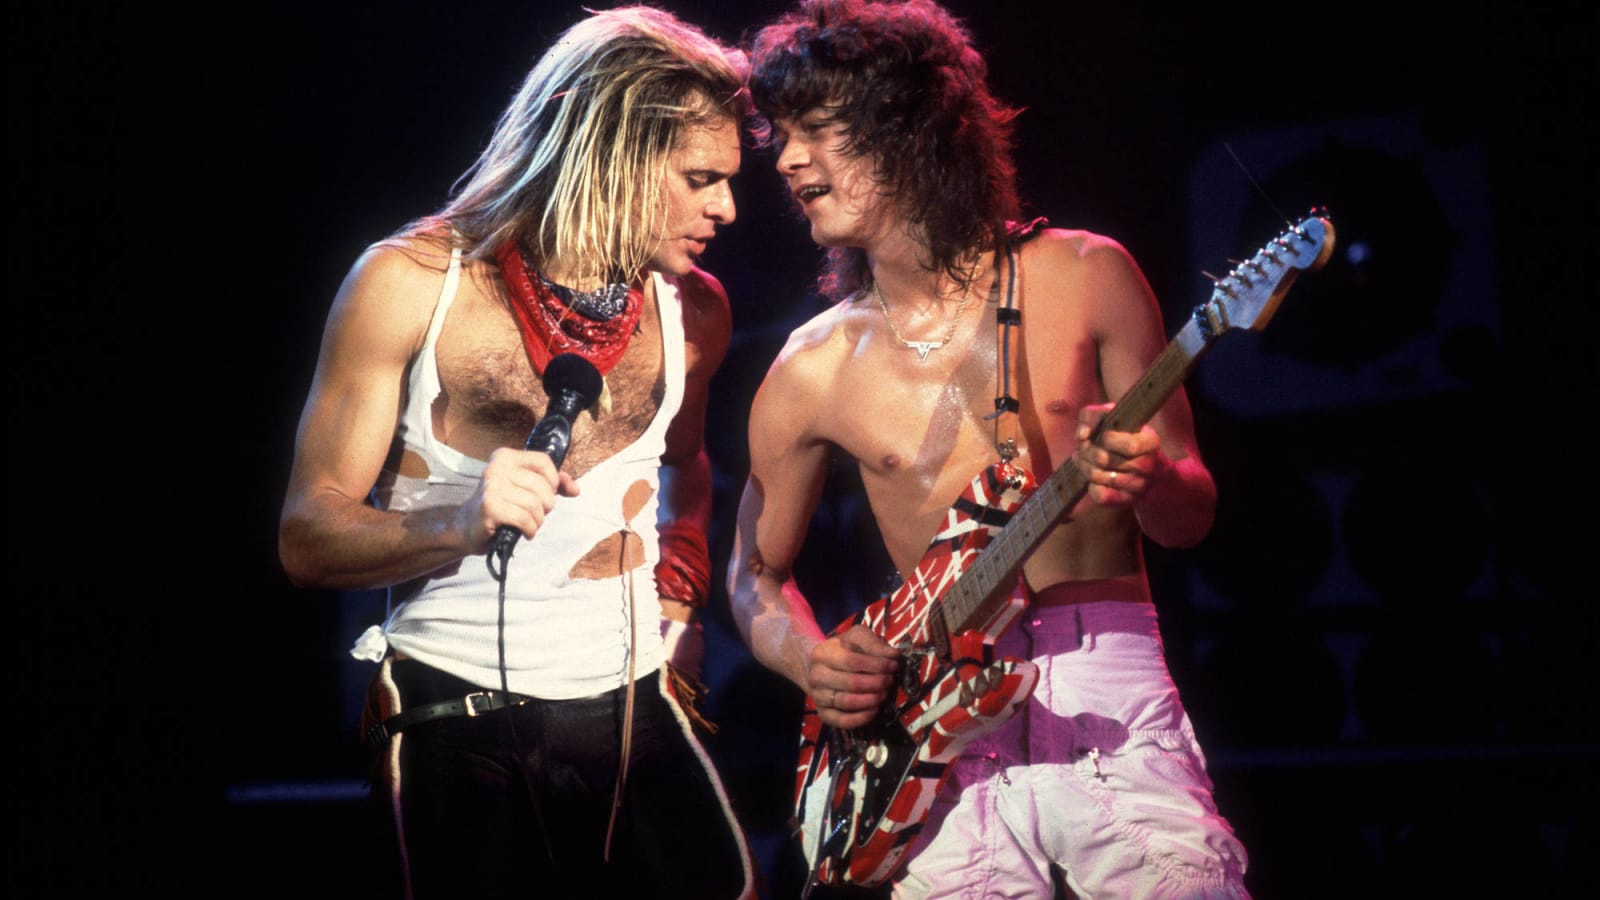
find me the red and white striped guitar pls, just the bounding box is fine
[794,213,1336,890]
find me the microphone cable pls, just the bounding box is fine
[481,352,601,899]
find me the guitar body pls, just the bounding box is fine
[795,460,1043,887]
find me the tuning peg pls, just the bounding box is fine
[1202,271,1239,297]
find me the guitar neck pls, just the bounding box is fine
[941,318,1212,636]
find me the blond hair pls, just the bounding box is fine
[398,5,749,284]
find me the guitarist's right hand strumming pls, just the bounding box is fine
[806,624,901,731]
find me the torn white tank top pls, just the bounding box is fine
[353,246,683,699]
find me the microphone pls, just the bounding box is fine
[487,353,605,573]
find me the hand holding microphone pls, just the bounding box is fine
[486,353,604,579]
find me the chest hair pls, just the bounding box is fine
[432,291,667,479]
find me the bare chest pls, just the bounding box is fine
[831,303,1106,571]
[818,311,1001,564]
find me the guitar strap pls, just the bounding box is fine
[988,217,1047,754]
[987,217,1049,460]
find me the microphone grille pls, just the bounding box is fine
[542,353,604,407]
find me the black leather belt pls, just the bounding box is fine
[364,689,534,750]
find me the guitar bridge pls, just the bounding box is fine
[897,645,938,701]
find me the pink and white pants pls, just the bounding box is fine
[895,592,1250,900]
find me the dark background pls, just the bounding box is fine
[8,1,1595,897]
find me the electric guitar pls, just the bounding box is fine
[794,212,1336,889]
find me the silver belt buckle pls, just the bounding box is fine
[463,691,494,717]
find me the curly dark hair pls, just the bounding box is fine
[748,0,1023,299]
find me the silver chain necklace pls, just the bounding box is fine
[873,279,974,361]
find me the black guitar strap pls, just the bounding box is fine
[988,217,1048,460]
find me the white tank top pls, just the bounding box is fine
[352,247,685,699]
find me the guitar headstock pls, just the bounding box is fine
[1194,210,1336,336]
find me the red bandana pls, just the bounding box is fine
[495,241,643,376]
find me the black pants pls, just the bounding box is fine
[382,660,749,900]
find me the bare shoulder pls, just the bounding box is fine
[754,297,857,417]
[346,233,455,303]
[324,232,459,363]
[776,297,857,378]
[673,265,731,310]
[1021,227,1142,281]
[669,266,734,369]
[1021,227,1157,323]
[671,266,733,330]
